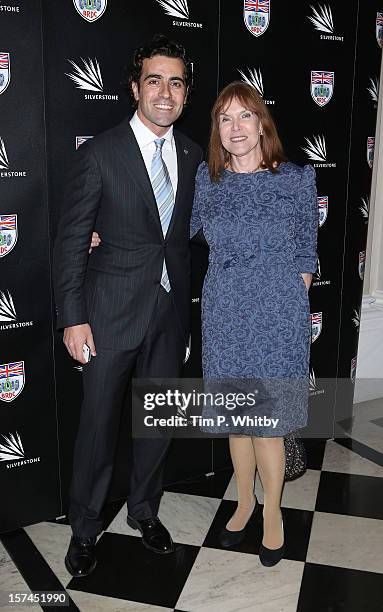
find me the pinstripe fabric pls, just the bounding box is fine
[151,138,174,292]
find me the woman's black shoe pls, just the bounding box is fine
[219,501,261,548]
[259,519,285,566]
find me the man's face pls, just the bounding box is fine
[132,55,187,136]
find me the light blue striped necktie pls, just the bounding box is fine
[150,138,174,292]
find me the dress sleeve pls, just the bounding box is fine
[190,162,206,238]
[294,164,318,273]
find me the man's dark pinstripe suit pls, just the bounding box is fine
[54,117,203,537]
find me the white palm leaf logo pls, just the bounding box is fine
[302,135,327,161]
[352,308,360,328]
[359,196,369,221]
[309,369,316,391]
[0,432,24,461]
[308,4,334,33]
[238,67,264,97]
[156,0,189,19]
[367,77,379,102]
[66,58,103,92]
[0,290,17,322]
[0,137,9,170]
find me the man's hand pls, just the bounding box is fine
[63,323,97,363]
[89,232,101,254]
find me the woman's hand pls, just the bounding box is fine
[301,273,312,290]
[89,232,101,254]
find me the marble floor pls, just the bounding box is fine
[1,398,383,612]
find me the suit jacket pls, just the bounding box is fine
[53,117,203,350]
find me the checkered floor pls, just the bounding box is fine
[2,398,383,612]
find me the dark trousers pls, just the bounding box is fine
[68,287,185,537]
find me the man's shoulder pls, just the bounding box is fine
[87,117,132,151]
[174,129,203,158]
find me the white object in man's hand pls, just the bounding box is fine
[63,323,97,364]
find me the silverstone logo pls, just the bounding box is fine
[308,4,343,41]
[0,290,34,331]
[76,136,93,149]
[367,77,379,104]
[0,432,24,461]
[359,196,369,224]
[309,369,325,397]
[0,137,8,169]
[302,135,336,168]
[65,58,118,101]
[0,5,20,12]
[0,136,27,178]
[310,71,334,107]
[312,258,330,287]
[238,67,275,105]
[0,432,41,469]
[352,308,360,328]
[156,0,202,28]
[0,290,16,322]
[73,0,107,22]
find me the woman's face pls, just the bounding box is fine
[218,97,262,160]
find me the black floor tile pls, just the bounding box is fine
[371,416,383,429]
[303,438,327,470]
[0,529,79,611]
[202,500,313,562]
[165,467,233,498]
[334,437,383,468]
[297,562,383,612]
[316,471,383,519]
[66,532,200,608]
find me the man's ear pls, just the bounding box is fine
[131,81,139,102]
[184,87,189,106]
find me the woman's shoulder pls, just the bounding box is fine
[278,161,315,181]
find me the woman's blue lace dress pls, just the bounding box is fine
[190,161,318,437]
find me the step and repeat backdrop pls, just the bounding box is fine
[0,0,381,531]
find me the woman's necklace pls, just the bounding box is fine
[229,162,263,173]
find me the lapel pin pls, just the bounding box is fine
[184,148,189,155]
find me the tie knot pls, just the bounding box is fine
[154,138,165,151]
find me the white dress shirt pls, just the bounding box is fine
[129,111,178,195]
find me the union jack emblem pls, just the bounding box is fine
[0,52,10,95]
[350,356,357,382]
[0,214,18,258]
[367,137,374,169]
[311,312,322,343]
[244,0,270,37]
[358,251,365,281]
[0,361,25,402]
[377,12,383,47]
[318,196,328,227]
[311,71,334,106]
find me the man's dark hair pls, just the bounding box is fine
[122,34,193,107]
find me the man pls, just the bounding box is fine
[54,35,202,577]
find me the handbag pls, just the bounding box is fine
[284,433,307,481]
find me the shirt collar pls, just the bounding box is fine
[130,111,174,148]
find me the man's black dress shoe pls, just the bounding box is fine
[219,501,261,548]
[65,536,97,577]
[126,515,174,554]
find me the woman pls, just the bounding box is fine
[190,81,318,566]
